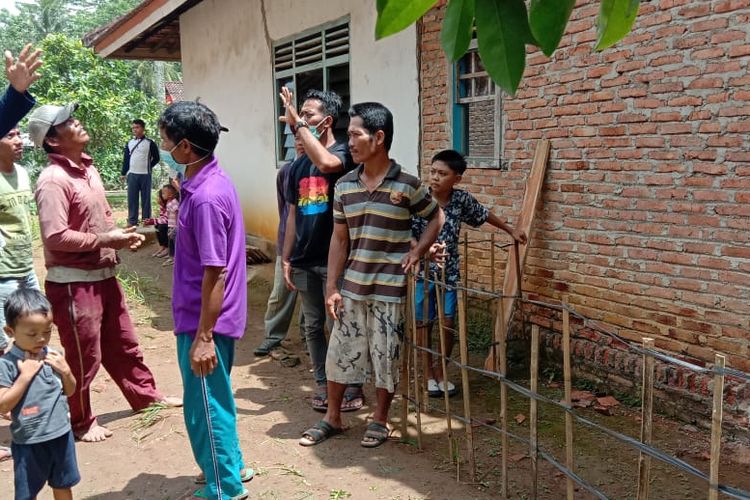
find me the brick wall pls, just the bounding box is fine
[419,0,750,425]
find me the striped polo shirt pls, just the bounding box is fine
[333,161,439,303]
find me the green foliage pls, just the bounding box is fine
[529,0,576,57]
[440,0,474,62]
[24,34,162,188]
[375,0,437,40]
[596,0,640,50]
[475,0,532,99]
[376,0,641,95]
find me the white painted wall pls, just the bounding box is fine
[179,0,419,241]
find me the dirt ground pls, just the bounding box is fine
[0,235,748,499]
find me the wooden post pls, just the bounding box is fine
[435,266,454,463]
[410,271,423,450]
[490,233,496,293]
[708,354,726,500]
[457,289,476,481]
[636,338,655,500]
[562,301,574,500]
[400,277,413,440]
[530,325,539,500]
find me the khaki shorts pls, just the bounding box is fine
[325,297,405,393]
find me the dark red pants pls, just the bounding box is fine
[45,277,163,435]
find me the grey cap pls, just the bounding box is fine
[27,103,78,148]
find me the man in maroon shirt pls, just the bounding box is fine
[28,104,180,443]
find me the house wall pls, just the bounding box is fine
[420,0,750,427]
[179,0,420,242]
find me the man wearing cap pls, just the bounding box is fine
[121,118,160,227]
[0,44,42,138]
[29,103,181,443]
[159,101,251,500]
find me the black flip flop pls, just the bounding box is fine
[360,422,389,448]
[299,420,343,446]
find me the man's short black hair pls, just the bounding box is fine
[4,288,52,328]
[303,89,343,126]
[348,102,394,151]
[158,101,223,155]
[132,119,146,128]
[432,149,467,175]
[42,127,58,154]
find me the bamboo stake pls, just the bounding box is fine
[530,324,539,500]
[457,289,476,481]
[410,271,423,450]
[562,301,574,500]
[421,259,430,408]
[498,296,509,499]
[636,337,655,500]
[708,354,726,500]
[400,277,412,440]
[435,265,454,463]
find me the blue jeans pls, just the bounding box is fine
[0,272,40,349]
[127,172,152,226]
[177,333,245,500]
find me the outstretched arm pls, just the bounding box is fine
[486,212,527,244]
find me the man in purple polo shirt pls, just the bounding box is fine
[158,101,251,500]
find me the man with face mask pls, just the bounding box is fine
[29,104,181,444]
[279,88,364,412]
[159,101,251,500]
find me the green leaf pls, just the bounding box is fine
[529,0,575,57]
[595,0,640,51]
[475,0,531,96]
[441,0,475,62]
[375,0,437,39]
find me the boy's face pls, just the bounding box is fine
[4,312,53,354]
[429,160,461,195]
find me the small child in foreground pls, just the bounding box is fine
[411,149,527,397]
[0,288,79,500]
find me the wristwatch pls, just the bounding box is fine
[295,119,309,132]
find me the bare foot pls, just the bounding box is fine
[77,424,113,442]
[160,396,183,408]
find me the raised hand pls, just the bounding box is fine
[5,44,42,93]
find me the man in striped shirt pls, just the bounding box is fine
[299,102,444,448]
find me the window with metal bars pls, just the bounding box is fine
[453,39,504,169]
[273,19,350,164]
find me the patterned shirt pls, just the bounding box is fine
[0,164,34,277]
[334,161,439,303]
[411,188,489,286]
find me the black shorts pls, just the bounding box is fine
[11,430,80,499]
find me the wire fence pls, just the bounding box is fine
[398,235,750,500]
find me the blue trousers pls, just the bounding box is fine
[177,334,245,500]
[126,172,152,226]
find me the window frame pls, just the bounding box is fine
[451,39,505,170]
[272,16,351,166]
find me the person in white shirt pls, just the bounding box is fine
[121,119,160,227]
